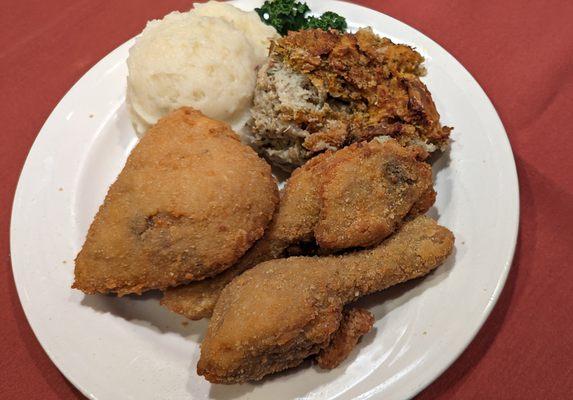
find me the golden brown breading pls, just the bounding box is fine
[316,307,374,369]
[197,216,454,384]
[315,139,434,250]
[73,108,278,295]
[161,150,332,318]
[161,139,434,319]
[161,231,286,320]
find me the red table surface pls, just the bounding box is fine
[2,0,572,398]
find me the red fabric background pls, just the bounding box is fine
[1,0,572,398]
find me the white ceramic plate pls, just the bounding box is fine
[10,1,519,399]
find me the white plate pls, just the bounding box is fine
[10,1,519,399]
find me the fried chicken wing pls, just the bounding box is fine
[161,139,434,318]
[73,108,278,295]
[197,215,454,383]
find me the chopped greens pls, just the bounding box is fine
[305,11,347,32]
[255,0,347,35]
[255,0,310,35]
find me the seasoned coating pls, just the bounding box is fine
[316,307,374,369]
[161,139,433,318]
[315,139,433,250]
[161,232,285,320]
[161,150,332,318]
[249,28,452,169]
[73,108,278,295]
[197,216,454,383]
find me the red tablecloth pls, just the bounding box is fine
[2,0,572,398]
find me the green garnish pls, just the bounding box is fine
[305,11,348,32]
[255,0,347,35]
[255,0,310,35]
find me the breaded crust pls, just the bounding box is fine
[316,307,375,369]
[315,139,434,249]
[73,108,278,295]
[197,216,454,383]
[162,139,434,318]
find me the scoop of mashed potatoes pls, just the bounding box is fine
[126,2,277,136]
[193,1,276,63]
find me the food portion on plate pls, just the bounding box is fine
[73,108,278,295]
[73,0,455,385]
[126,1,278,136]
[198,215,454,383]
[162,138,435,319]
[248,27,452,170]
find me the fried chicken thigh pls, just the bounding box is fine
[198,215,454,383]
[73,108,278,295]
[161,139,434,318]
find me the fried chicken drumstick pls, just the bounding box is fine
[161,138,435,319]
[197,215,454,383]
[73,108,278,295]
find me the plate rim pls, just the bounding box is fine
[10,1,520,399]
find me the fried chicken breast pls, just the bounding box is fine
[73,108,278,295]
[197,215,454,383]
[248,28,452,170]
[162,138,434,319]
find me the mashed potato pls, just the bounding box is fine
[126,2,277,136]
[193,1,276,63]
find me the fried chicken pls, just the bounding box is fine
[248,28,452,170]
[197,215,455,383]
[161,232,286,320]
[314,139,434,250]
[73,108,278,295]
[316,307,375,369]
[161,138,434,318]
